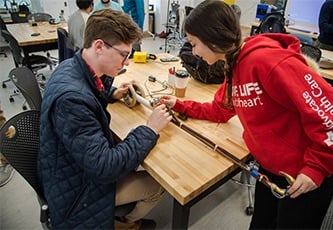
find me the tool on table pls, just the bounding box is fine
[160,57,179,62]
[133,52,157,63]
[122,83,295,198]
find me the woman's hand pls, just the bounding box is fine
[287,173,318,198]
[159,95,177,108]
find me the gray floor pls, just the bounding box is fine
[0,36,331,230]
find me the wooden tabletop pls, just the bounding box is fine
[108,55,249,205]
[320,49,333,80]
[6,21,67,46]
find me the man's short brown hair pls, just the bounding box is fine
[83,9,142,48]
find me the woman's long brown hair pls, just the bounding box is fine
[184,0,242,107]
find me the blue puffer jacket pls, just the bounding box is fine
[38,51,159,229]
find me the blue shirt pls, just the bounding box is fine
[93,1,123,12]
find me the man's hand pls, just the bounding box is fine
[147,104,172,134]
[112,81,134,100]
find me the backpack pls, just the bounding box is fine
[179,41,225,84]
[256,12,286,34]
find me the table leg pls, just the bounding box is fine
[172,199,190,229]
[22,48,32,69]
[169,167,243,230]
[250,25,258,35]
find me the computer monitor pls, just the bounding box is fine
[285,0,325,34]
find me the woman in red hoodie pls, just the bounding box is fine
[162,0,333,229]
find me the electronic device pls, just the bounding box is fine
[133,51,147,63]
[160,57,179,62]
[256,4,272,21]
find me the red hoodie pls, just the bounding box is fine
[173,33,333,186]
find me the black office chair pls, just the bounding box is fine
[0,110,51,229]
[57,27,75,63]
[8,67,42,110]
[300,42,322,62]
[27,13,52,22]
[1,30,52,104]
[255,12,286,34]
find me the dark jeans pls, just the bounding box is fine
[249,167,333,229]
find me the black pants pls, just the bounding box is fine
[249,167,333,229]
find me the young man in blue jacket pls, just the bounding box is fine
[38,9,172,229]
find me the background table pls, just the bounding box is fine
[6,21,67,58]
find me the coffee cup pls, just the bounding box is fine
[168,74,175,87]
[174,70,189,98]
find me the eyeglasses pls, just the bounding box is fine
[102,40,131,64]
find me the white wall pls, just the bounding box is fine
[235,0,260,27]
[42,0,323,34]
[41,0,75,20]
[37,0,262,33]
[150,0,199,35]
[149,0,261,34]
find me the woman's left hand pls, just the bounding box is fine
[288,173,318,198]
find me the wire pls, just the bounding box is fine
[143,79,173,98]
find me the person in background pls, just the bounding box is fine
[230,4,241,19]
[314,0,333,51]
[68,0,94,50]
[122,0,145,30]
[0,108,14,187]
[38,9,171,229]
[161,1,333,229]
[93,0,123,12]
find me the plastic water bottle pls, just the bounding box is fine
[59,10,65,22]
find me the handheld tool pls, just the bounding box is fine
[123,83,295,198]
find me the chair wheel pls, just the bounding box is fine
[2,82,6,88]
[22,105,28,110]
[245,206,254,216]
[9,97,14,102]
